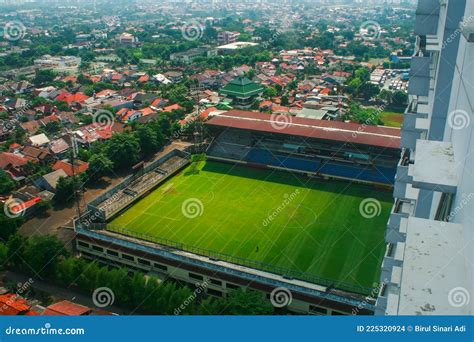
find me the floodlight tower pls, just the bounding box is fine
[190,82,205,153]
[69,131,84,225]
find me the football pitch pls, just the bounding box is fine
[108,160,393,293]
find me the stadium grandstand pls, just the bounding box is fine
[205,110,401,186]
[74,112,402,316]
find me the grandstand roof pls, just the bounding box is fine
[206,110,401,149]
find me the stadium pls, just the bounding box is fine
[75,110,401,315]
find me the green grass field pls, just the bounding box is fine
[108,161,392,293]
[380,111,404,128]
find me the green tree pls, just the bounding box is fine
[56,257,86,287]
[135,125,159,157]
[0,170,15,195]
[360,83,380,101]
[87,154,114,179]
[355,68,370,83]
[201,289,273,315]
[34,69,56,86]
[263,86,277,99]
[106,133,140,169]
[346,78,362,95]
[347,104,383,125]
[35,199,51,216]
[0,242,8,269]
[378,89,393,103]
[0,214,24,242]
[55,176,81,203]
[6,234,27,268]
[23,235,69,278]
[392,90,408,107]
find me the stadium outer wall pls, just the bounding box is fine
[74,149,376,315]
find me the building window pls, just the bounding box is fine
[226,283,240,290]
[387,243,394,257]
[189,273,203,281]
[92,245,103,252]
[138,258,151,266]
[207,288,223,297]
[309,305,327,315]
[209,278,222,286]
[153,263,168,271]
[106,249,119,257]
[77,241,89,248]
[122,254,134,261]
[435,193,454,222]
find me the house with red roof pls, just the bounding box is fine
[137,74,150,83]
[62,75,77,84]
[74,122,127,145]
[200,107,220,120]
[150,98,168,110]
[259,100,273,111]
[119,107,156,122]
[8,143,21,152]
[56,92,90,104]
[319,88,332,96]
[43,301,92,316]
[21,146,53,165]
[0,152,34,181]
[95,89,118,98]
[55,91,72,102]
[52,160,89,177]
[0,294,33,315]
[162,104,183,113]
[89,75,101,83]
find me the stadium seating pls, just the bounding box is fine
[207,130,397,185]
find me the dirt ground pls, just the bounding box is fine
[18,141,192,247]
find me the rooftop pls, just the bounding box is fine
[409,140,458,193]
[389,217,471,315]
[206,110,401,149]
[216,42,258,50]
[220,76,264,97]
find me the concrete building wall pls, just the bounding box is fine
[376,0,473,315]
[75,239,350,315]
